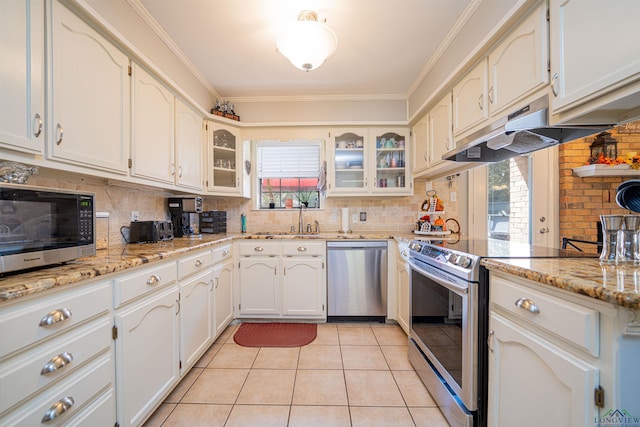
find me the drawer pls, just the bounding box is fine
[178,249,213,280]
[491,276,599,356]
[0,352,112,426]
[113,261,177,307]
[64,387,115,427]
[238,241,280,256]
[0,316,111,414]
[281,241,326,257]
[0,280,111,358]
[212,244,232,264]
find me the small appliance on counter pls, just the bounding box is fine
[199,211,226,234]
[128,220,173,243]
[168,197,203,237]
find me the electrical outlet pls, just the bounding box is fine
[330,213,337,222]
[131,211,140,222]
[351,213,358,223]
[450,192,457,202]
[359,212,367,222]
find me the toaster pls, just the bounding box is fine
[129,220,174,243]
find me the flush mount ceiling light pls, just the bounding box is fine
[276,10,338,72]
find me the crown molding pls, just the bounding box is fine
[226,93,407,104]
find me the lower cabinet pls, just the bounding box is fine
[396,241,410,334]
[213,258,234,336]
[237,240,326,320]
[114,285,180,427]
[179,269,214,374]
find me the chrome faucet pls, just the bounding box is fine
[314,220,319,233]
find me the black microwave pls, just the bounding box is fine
[0,184,96,274]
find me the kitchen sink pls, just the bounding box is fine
[251,231,321,238]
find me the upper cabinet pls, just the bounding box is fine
[549,0,640,124]
[327,127,411,196]
[429,93,454,166]
[206,122,247,196]
[0,0,45,154]
[48,0,130,175]
[453,2,547,141]
[174,99,204,191]
[131,63,175,185]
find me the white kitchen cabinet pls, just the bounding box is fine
[237,240,326,319]
[114,285,179,427]
[429,93,454,165]
[487,273,607,426]
[212,244,234,337]
[487,2,548,117]
[0,0,45,154]
[453,59,488,138]
[48,0,129,174]
[174,98,204,190]
[549,0,640,121]
[327,127,411,196]
[207,122,243,194]
[179,269,213,374]
[395,240,410,335]
[130,63,174,185]
[412,115,429,175]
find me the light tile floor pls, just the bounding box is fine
[143,322,450,427]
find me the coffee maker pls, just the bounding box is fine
[168,197,203,237]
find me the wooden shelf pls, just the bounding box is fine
[572,164,640,177]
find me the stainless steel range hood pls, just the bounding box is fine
[443,96,613,162]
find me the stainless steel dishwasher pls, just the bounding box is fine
[326,240,388,320]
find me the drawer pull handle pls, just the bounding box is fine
[146,274,161,285]
[515,297,540,314]
[297,246,307,252]
[41,352,74,374]
[254,247,264,252]
[42,396,74,422]
[34,113,43,138]
[487,330,495,353]
[195,259,203,267]
[222,250,229,256]
[39,308,72,327]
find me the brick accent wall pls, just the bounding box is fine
[559,123,640,251]
[509,156,530,243]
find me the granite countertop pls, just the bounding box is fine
[481,258,640,309]
[0,232,410,304]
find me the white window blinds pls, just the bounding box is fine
[257,141,321,178]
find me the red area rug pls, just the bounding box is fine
[233,322,317,347]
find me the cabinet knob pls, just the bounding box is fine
[146,274,161,285]
[297,246,307,252]
[222,250,229,256]
[254,247,264,252]
[39,308,72,327]
[41,352,74,375]
[41,396,74,422]
[33,113,43,138]
[515,297,540,314]
[195,259,203,267]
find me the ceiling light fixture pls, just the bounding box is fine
[276,10,338,72]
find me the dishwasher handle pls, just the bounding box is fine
[327,241,388,250]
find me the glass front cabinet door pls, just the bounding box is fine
[207,123,240,193]
[329,131,368,194]
[371,129,411,195]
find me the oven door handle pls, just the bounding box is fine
[408,258,469,295]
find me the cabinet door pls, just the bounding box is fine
[429,92,453,165]
[396,250,410,335]
[175,99,203,190]
[213,259,234,337]
[282,257,326,318]
[0,0,44,154]
[130,63,174,184]
[180,270,213,374]
[412,116,429,174]
[49,1,129,174]
[115,286,179,427]
[328,130,368,195]
[453,59,488,137]
[207,124,239,193]
[488,3,547,116]
[488,312,598,427]
[371,128,411,194]
[549,0,640,112]
[238,258,279,316]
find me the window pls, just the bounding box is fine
[256,140,322,209]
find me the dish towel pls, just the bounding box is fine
[317,160,327,196]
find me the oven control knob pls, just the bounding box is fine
[458,256,472,268]
[448,253,458,265]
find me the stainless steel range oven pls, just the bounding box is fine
[408,240,486,427]
[407,238,598,427]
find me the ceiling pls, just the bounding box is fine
[132,0,474,100]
